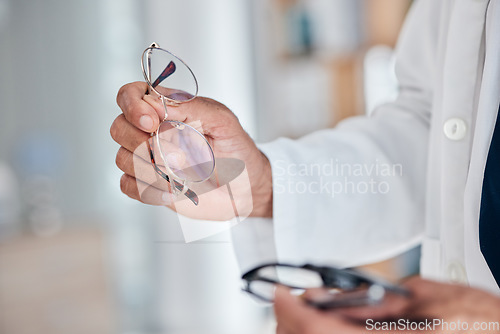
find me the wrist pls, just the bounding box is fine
[250,152,273,218]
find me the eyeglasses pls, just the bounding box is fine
[242,263,410,309]
[142,43,215,205]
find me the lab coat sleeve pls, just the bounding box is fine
[232,0,440,271]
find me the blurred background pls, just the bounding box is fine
[0,0,415,333]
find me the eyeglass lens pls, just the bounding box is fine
[143,46,198,102]
[152,121,215,183]
[256,266,324,288]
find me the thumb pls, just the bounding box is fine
[274,286,381,334]
[274,286,320,333]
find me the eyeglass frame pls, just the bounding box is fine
[141,43,215,206]
[241,262,410,309]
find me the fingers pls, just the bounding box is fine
[110,114,151,161]
[162,97,241,138]
[120,174,173,206]
[274,286,315,334]
[334,291,411,321]
[400,276,445,302]
[116,81,239,138]
[324,278,417,322]
[274,286,365,334]
[116,81,163,132]
[115,146,170,190]
[117,80,244,140]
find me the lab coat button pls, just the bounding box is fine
[443,118,467,140]
[447,262,467,283]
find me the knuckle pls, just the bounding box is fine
[116,83,132,104]
[115,147,126,169]
[110,121,118,141]
[120,174,137,197]
[110,114,124,142]
[120,174,129,194]
[116,89,126,107]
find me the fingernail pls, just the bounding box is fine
[162,192,171,205]
[139,115,154,131]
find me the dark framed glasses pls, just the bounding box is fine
[242,263,410,309]
[141,43,215,205]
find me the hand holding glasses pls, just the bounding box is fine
[242,263,410,309]
[141,43,215,206]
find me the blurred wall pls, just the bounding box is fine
[0,0,161,332]
[0,0,266,333]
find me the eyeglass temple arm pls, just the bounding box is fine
[147,140,200,206]
[151,61,176,89]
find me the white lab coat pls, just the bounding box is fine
[232,0,500,294]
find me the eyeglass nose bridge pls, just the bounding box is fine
[159,95,180,121]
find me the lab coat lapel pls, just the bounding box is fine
[435,0,489,282]
[464,0,500,293]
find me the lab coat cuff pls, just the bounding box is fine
[230,217,277,275]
